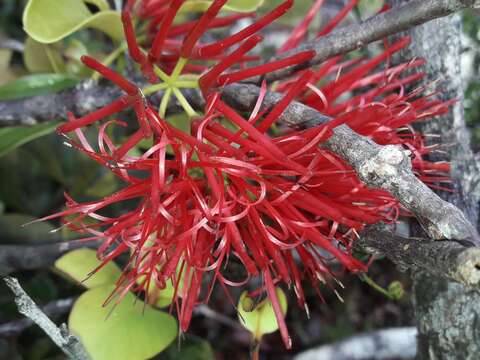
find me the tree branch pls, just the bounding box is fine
[0,80,204,127]
[221,83,478,241]
[0,239,99,276]
[262,0,480,82]
[358,224,480,286]
[0,297,76,337]
[3,277,89,359]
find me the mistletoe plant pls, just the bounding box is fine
[22,0,452,357]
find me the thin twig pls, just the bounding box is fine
[0,297,76,337]
[3,277,89,360]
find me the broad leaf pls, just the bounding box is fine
[0,121,61,158]
[0,74,78,101]
[69,285,178,360]
[55,248,122,289]
[181,0,265,12]
[238,288,287,340]
[23,37,64,74]
[23,0,123,44]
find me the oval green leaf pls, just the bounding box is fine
[181,0,264,13]
[238,288,287,340]
[55,248,122,289]
[0,121,61,158]
[69,285,178,360]
[0,74,78,101]
[23,0,123,44]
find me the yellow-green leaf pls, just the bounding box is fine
[69,285,178,360]
[55,248,122,288]
[142,276,175,308]
[238,288,287,340]
[23,0,123,44]
[0,121,61,158]
[23,37,67,73]
[181,0,265,13]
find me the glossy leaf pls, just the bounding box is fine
[23,0,123,44]
[238,288,288,340]
[0,74,78,101]
[0,121,61,158]
[69,285,178,360]
[181,0,264,12]
[55,248,122,289]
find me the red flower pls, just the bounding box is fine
[41,0,452,348]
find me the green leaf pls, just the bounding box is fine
[181,0,264,12]
[0,74,78,101]
[55,248,122,288]
[143,277,175,308]
[23,37,56,73]
[69,285,178,360]
[225,0,265,11]
[161,334,214,360]
[0,121,61,158]
[23,0,123,44]
[238,288,288,340]
[23,37,67,74]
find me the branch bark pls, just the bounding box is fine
[221,84,477,241]
[0,239,99,276]
[262,0,480,82]
[0,297,76,337]
[3,277,89,360]
[0,81,204,127]
[358,224,480,286]
[387,2,480,358]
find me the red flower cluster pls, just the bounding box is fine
[43,0,450,348]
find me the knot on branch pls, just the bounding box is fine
[358,145,411,188]
[453,248,480,286]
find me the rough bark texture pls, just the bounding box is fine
[358,224,480,287]
[262,0,480,82]
[222,84,477,241]
[390,2,480,358]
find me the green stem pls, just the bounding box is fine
[142,82,169,95]
[159,88,172,118]
[170,57,188,82]
[359,273,394,300]
[172,87,197,117]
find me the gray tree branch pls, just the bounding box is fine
[0,297,76,337]
[221,84,477,241]
[0,239,99,276]
[261,0,480,82]
[3,277,89,360]
[358,224,480,286]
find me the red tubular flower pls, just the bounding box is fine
[43,0,453,349]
